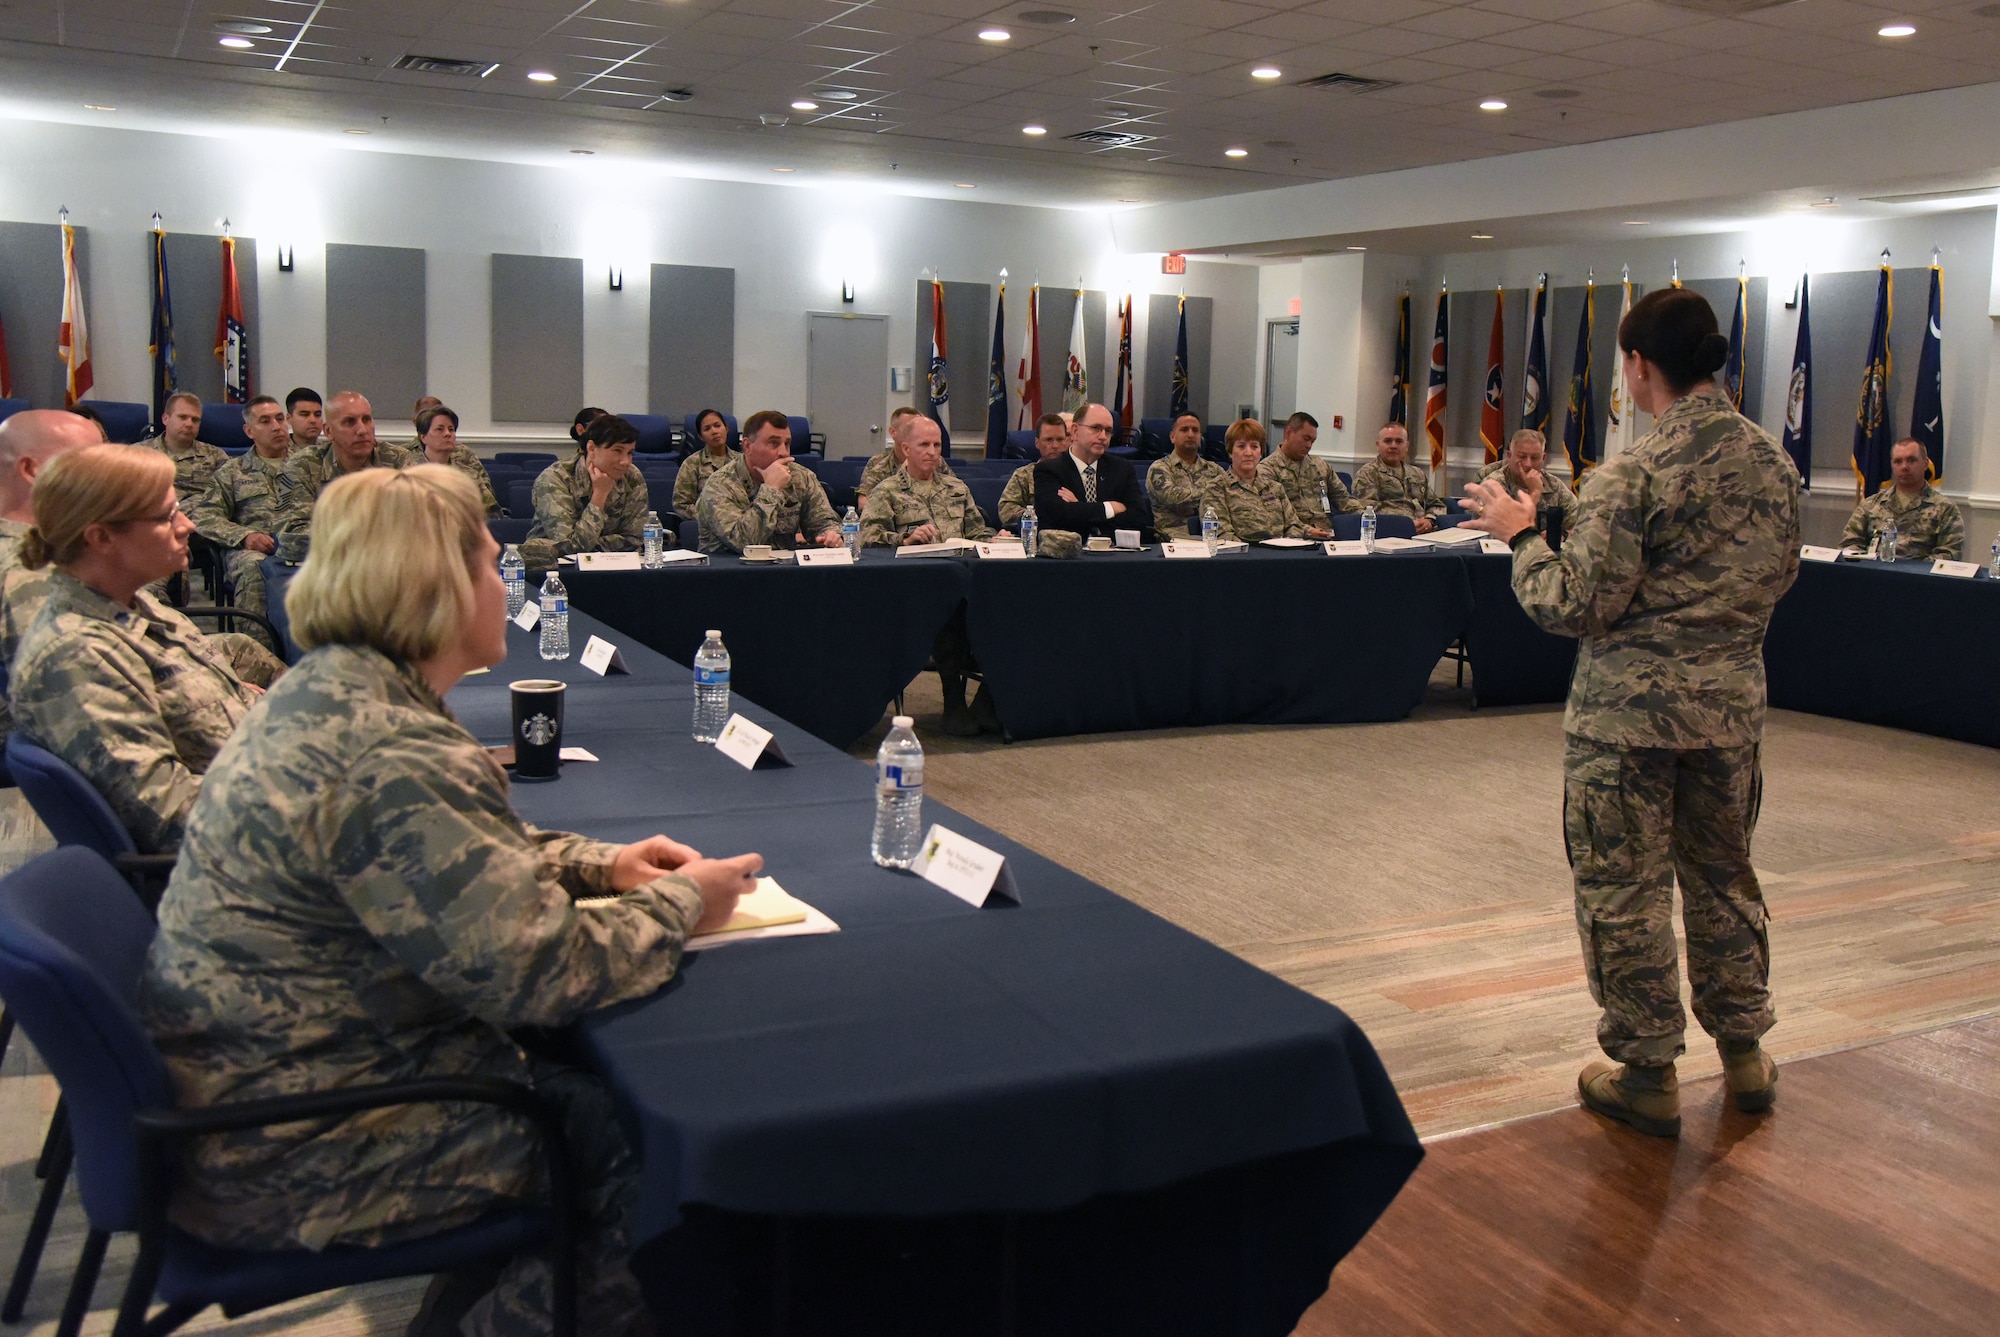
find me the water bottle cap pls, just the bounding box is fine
[706,629,721,638]
[892,715,913,728]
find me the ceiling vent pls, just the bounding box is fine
[393,54,487,76]
[1065,129,1153,147]
[1294,72,1397,94]
[1859,185,2000,203]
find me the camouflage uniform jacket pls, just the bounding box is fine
[858,447,954,503]
[0,518,47,746]
[1210,471,1306,542]
[998,464,1038,528]
[1510,386,1801,749]
[860,468,994,547]
[1258,451,1357,529]
[1474,458,1580,533]
[673,447,741,517]
[10,570,259,852]
[1840,481,1964,560]
[280,442,413,532]
[1147,453,1226,540]
[423,445,501,518]
[155,437,233,515]
[192,450,297,549]
[1351,459,1445,518]
[697,455,841,553]
[136,643,704,1249]
[525,454,649,561]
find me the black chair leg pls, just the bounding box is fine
[138,1300,202,1337]
[54,1229,107,1337]
[3,1106,72,1321]
[36,1095,68,1178]
[109,1234,167,1337]
[0,1006,14,1068]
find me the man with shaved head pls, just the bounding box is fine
[281,390,411,531]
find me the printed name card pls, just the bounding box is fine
[795,548,854,567]
[1800,545,1844,564]
[1325,540,1369,556]
[512,602,541,631]
[975,542,1027,559]
[578,635,628,676]
[1163,540,1213,559]
[1479,538,1512,556]
[574,551,642,571]
[1931,559,1980,579]
[911,824,1021,908]
[714,713,793,770]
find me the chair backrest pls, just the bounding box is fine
[489,517,533,545]
[80,401,153,444]
[678,518,700,551]
[621,413,676,454]
[493,452,559,470]
[965,477,1007,529]
[198,403,250,450]
[1329,512,1419,541]
[0,397,29,426]
[0,847,171,1232]
[507,479,537,522]
[1002,430,1035,460]
[787,417,811,454]
[5,735,138,859]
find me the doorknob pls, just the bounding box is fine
[870,424,880,434]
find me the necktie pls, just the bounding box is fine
[1083,464,1098,504]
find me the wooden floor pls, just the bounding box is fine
[1299,1013,2000,1337]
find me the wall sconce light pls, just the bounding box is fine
[609,266,623,292]
[841,278,855,304]
[277,244,295,272]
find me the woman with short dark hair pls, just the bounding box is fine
[416,404,501,516]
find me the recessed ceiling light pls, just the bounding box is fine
[1251,66,1282,79]
[213,20,272,34]
[1224,146,1248,157]
[217,35,254,48]
[772,166,795,172]
[979,28,1011,41]
[1022,124,1047,135]
[1471,233,1495,240]
[1878,23,1915,37]
[343,128,370,135]
[570,148,594,155]
[527,70,557,82]
[820,90,858,100]
[791,99,819,111]
[1018,8,1076,23]
[83,103,115,111]
[660,87,694,102]
[1346,245,1367,251]
[1479,98,1508,111]
[954,182,976,188]
[1623,219,1648,225]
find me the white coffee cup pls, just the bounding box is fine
[744,544,773,560]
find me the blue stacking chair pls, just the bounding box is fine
[965,477,1007,529]
[507,479,537,522]
[0,397,29,426]
[1200,424,1229,465]
[78,401,151,444]
[1000,430,1036,460]
[196,404,248,450]
[679,518,701,550]
[489,517,533,545]
[1329,512,1418,541]
[493,452,559,471]
[0,847,582,1337]
[787,416,813,455]
[622,413,676,455]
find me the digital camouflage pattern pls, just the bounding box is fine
[138,643,705,1336]
[431,445,501,518]
[9,570,260,852]
[1258,451,1357,529]
[278,442,413,534]
[696,455,841,553]
[860,468,994,546]
[859,445,954,504]
[1510,386,1801,749]
[1146,453,1226,541]
[673,447,740,517]
[154,437,233,517]
[1209,471,1306,542]
[1473,457,1580,534]
[997,464,1037,528]
[193,451,297,630]
[1351,459,1445,519]
[1840,481,1964,560]
[522,454,649,569]
[1564,736,1773,1066]
[0,519,48,747]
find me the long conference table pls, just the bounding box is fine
[442,610,1422,1335]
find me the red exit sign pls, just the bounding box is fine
[1161,253,1187,275]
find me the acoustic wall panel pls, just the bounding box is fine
[912,279,991,434]
[161,232,259,405]
[1143,293,1211,423]
[1676,276,1768,429]
[492,254,583,423]
[650,264,734,417]
[1794,267,1929,482]
[0,222,88,409]
[326,242,425,416]
[1036,287,1107,421]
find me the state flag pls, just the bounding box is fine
[1480,287,1504,463]
[1424,284,1447,472]
[1782,275,1812,488]
[1910,262,1943,481]
[1521,275,1549,437]
[1851,261,1893,498]
[216,234,249,403]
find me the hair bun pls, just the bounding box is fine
[1695,332,1730,376]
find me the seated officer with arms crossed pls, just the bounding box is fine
[1841,437,1964,560]
[1210,419,1310,542]
[999,414,1070,529]
[523,413,650,567]
[1462,429,1579,540]
[1032,402,1153,542]
[697,409,845,554]
[1257,411,1353,533]
[1352,421,1447,533]
[1146,412,1226,542]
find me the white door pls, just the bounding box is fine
[1264,319,1300,424]
[808,311,889,458]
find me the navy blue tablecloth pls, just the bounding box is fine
[1460,552,1577,708]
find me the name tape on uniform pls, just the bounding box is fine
[911,824,1020,908]
[714,713,793,770]
[578,635,628,676]
[512,602,541,631]
[796,548,854,567]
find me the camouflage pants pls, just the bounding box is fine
[219,550,284,655]
[1563,736,1775,1067]
[212,632,287,687]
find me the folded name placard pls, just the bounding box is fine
[1800,545,1843,564]
[911,824,1020,908]
[1258,537,1316,548]
[512,602,541,631]
[714,713,793,770]
[1478,538,1512,556]
[975,542,1028,559]
[1325,540,1368,556]
[795,548,854,567]
[578,635,628,676]
[575,551,642,571]
[1932,559,1980,579]
[1163,540,1212,559]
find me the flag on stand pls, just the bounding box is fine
[1782,274,1812,489]
[1480,287,1504,463]
[59,220,92,407]
[1424,284,1448,473]
[1911,261,1944,481]
[1016,283,1042,428]
[1111,293,1135,438]
[149,223,175,428]
[986,281,1008,455]
[216,234,249,403]
[1723,274,1747,410]
[1521,274,1549,437]
[1851,259,1893,498]
[1389,292,1411,425]
[1062,287,1088,413]
[926,277,949,421]
[1562,279,1597,476]
[1604,277,1635,460]
[1170,294,1190,418]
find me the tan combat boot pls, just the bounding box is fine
[1578,1060,1681,1138]
[1719,1040,1778,1113]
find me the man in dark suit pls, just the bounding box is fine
[1033,402,1153,541]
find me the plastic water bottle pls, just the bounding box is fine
[1361,504,1378,554]
[1021,505,1038,556]
[842,506,861,558]
[870,715,925,868]
[642,510,663,568]
[538,571,569,661]
[1881,520,1899,563]
[1990,532,1999,579]
[501,544,526,617]
[1319,487,1332,526]
[1201,501,1220,554]
[692,630,731,742]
